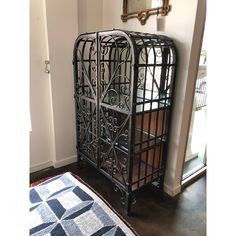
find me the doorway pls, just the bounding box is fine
[182,35,207,180]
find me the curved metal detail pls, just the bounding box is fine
[114,184,136,207]
[114,185,126,205]
[100,107,130,185]
[99,35,132,112]
[75,97,97,163]
[75,38,97,100]
[73,29,177,215]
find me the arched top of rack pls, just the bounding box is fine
[74,29,175,48]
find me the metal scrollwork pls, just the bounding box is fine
[73,29,178,215]
[114,185,126,205]
[99,108,130,185]
[77,102,97,163]
[100,63,105,73]
[120,84,128,94]
[156,47,162,63]
[99,35,131,111]
[101,44,109,56]
[114,185,136,206]
[137,70,145,89]
[76,48,97,99]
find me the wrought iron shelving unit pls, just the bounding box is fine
[73,29,177,215]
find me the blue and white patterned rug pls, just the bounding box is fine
[30,172,137,235]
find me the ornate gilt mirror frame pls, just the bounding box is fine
[121,0,171,25]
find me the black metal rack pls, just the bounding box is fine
[73,29,177,215]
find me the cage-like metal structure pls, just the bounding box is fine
[73,29,177,214]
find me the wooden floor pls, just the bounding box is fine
[30,162,206,236]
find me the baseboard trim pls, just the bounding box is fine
[163,183,181,197]
[30,160,53,173]
[30,155,77,173]
[53,155,77,168]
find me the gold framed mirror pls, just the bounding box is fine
[121,0,171,25]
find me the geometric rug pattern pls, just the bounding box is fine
[30,172,136,235]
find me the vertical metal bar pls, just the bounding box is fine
[147,40,157,181]
[137,89,144,188]
[80,39,89,158]
[143,41,149,185]
[118,40,122,105]
[154,98,160,164]
[112,38,117,143]
[80,39,88,157]
[100,39,106,152]
[101,41,107,101]
[126,36,137,194]
[158,47,170,176]
[137,36,148,188]
[144,50,153,184]
[150,44,161,176]
[124,45,128,96]
[160,47,168,94]
[96,32,101,169]
[113,40,118,90]
[73,38,80,162]
[80,40,86,145]
[124,192,132,216]
[108,41,113,96]
[88,40,93,150]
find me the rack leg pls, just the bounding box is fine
[77,153,87,168]
[124,192,132,216]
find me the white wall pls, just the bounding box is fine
[45,0,79,168]
[166,0,206,195]
[78,0,103,33]
[30,0,79,171]
[30,0,56,172]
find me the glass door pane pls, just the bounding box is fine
[182,45,207,180]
